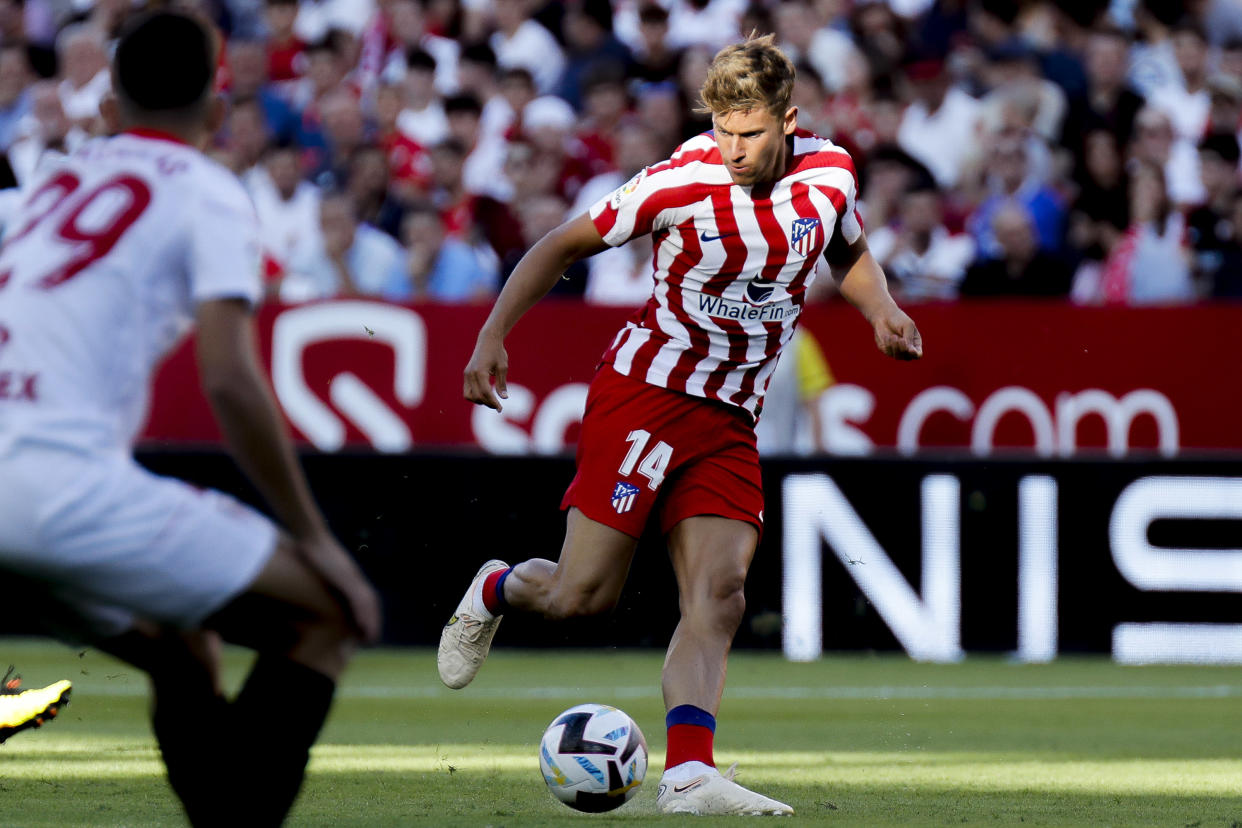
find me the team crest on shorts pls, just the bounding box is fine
[790,217,822,256]
[611,481,640,514]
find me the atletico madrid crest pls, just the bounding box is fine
[611,481,640,514]
[790,217,821,256]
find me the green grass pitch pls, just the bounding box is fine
[3,637,1241,826]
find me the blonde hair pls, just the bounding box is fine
[697,34,795,118]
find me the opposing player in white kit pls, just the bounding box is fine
[443,35,921,815]
[0,11,379,825]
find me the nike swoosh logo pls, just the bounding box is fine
[700,230,733,242]
[673,779,705,793]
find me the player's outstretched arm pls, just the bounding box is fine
[195,298,381,642]
[828,233,923,361]
[464,213,609,411]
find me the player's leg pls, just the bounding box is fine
[437,508,638,689]
[197,533,363,826]
[662,515,755,720]
[504,508,638,619]
[656,515,792,815]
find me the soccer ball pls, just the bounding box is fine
[538,703,648,812]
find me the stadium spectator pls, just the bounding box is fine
[1129,105,1204,207]
[54,23,109,131]
[1209,191,1242,297]
[790,62,833,141]
[1065,128,1128,267]
[1204,73,1242,145]
[573,121,663,304]
[1081,160,1194,304]
[849,0,906,80]
[870,179,976,302]
[968,137,1065,258]
[265,0,308,83]
[634,78,684,155]
[1127,0,1182,98]
[629,2,681,86]
[500,192,586,295]
[675,45,715,139]
[575,65,630,171]
[247,139,324,284]
[284,190,406,300]
[554,0,632,111]
[897,54,984,190]
[293,0,375,42]
[960,201,1073,297]
[219,96,272,175]
[381,0,460,95]
[226,38,301,143]
[374,79,433,200]
[980,37,1067,145]
[664,0,743,52]
[457,41,513,144]
[0,43,32,152]
[9,80,83,184]
[395,47,450,148]
[384,200,499,301]
[1060,24,1146,169]
[308,85,370,188]
[439,92,503,199]
[345,143,404,235]
[1145,20,1211,143]
[489,0,564,94]
[1186,132,1241,285]
[521,93,599,202]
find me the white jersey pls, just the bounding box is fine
[0,129,263,453]
[589,130,862,419]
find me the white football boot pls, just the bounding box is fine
[437,559,509,689]
[657,761,794,816]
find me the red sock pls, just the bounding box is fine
[665,724,714,769]
[480,568,509,615]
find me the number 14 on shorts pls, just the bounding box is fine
[619,430,673,490]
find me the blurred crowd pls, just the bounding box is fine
[1,0,1241,305]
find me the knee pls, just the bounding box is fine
[687,569,748,633]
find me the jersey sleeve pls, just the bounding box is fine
[589,159,707,247]
[188,171,264,306]
[839,175,863,246]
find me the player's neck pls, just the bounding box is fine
[119,119,207,150]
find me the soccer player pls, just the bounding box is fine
[0,666,71,744]
[440,34,921,816]
[0,11,379,825]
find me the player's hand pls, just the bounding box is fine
[873,308,923,361]
[463,332,510,412]
[299,533,383,644]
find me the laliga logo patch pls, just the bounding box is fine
[610,169,646,209]
[790,217,821,256]
[611,481,640,514]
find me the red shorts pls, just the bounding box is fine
[561,367,764,539]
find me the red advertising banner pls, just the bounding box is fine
[140,299,1240,456]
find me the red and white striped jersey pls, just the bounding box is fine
[589,129,862,419]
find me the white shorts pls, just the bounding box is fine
[0,440,277,638]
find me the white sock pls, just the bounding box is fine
[470,577,496,620]
[661,760,715,783]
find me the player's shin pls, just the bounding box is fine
[229,658,337,826]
